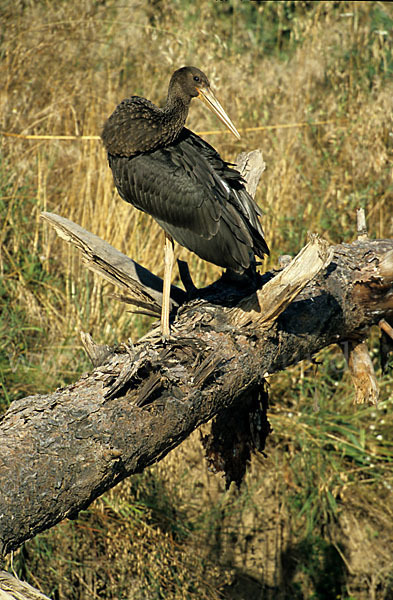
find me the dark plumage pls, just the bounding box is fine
[102,66,269,274]
[101,66,269,334]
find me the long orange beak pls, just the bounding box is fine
[197,85,241,140]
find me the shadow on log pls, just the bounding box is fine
[1,151,392,599]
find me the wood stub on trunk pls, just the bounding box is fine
[79,332,114,367]
[346,340,379,405]
[356,207,368,240]
[235,149,266,198]
[379,318,393,341]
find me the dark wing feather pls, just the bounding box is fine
[107,128,269,272]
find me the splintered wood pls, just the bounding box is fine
[230,234,333,328]
[40,211,185,315]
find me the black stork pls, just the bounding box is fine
[101,66,269,336]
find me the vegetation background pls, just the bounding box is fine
[1,0,393,598]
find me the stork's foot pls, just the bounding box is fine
[160,327,171,343]
[160,312,177,343]
[159,325,179,345]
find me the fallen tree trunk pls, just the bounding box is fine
[1,232,392,557]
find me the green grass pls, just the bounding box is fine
[0,157,92,407]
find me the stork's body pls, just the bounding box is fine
[102,67,269,336]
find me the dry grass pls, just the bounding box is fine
[1,0,393,598]
[2,1,392,342]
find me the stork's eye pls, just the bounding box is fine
[193,75,200,82]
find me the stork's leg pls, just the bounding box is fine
[161,232,174,338]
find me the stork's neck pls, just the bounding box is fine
[161,81,192,140]
[164,96,189,128]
